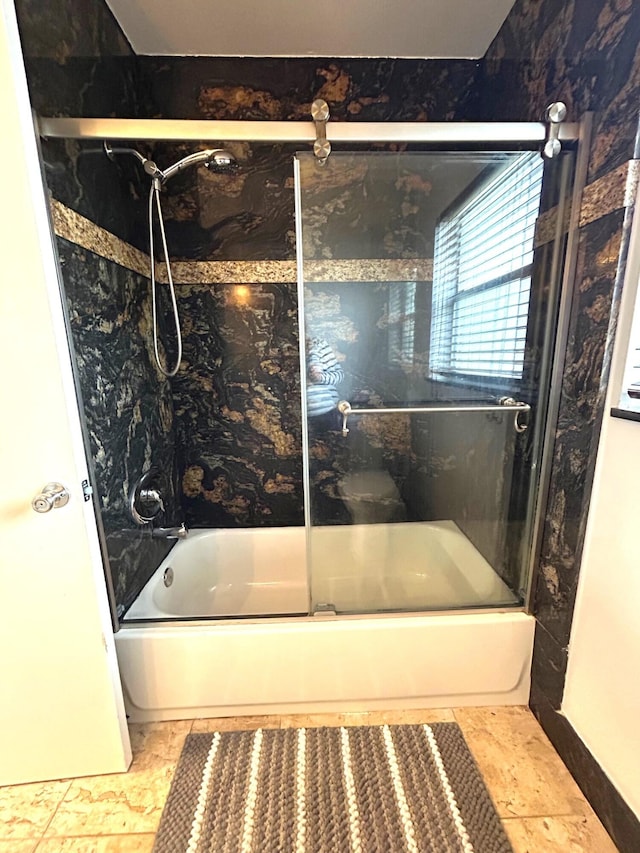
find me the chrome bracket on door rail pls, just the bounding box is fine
[311,99,331,163]
[543,102,567,159]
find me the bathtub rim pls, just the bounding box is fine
[119,603,528,630]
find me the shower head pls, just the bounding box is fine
[160,148,237,183]
[104,142,237,184]
[205,149,237,172]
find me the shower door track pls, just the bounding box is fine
[37,116,581,146]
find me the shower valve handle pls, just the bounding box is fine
[32,482,70,513]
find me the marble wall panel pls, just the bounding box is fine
[171,282,304,528]
[143,141,299,262]
[41,138,149,250]
[470,0,640,183]
[128,58,480,263]
[58,239,180,615]
[533,209,625,645]
[15,0,148,248]
[136,57,480,122]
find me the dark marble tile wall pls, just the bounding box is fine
[131,60,481,261]
[144,141,299,262]
[534,210,624,645]
[477,0,640,845]
[15,0,131,59]
[137,57,479,122]
[58,239,180,616]
[466,0,640,184]
[15,0,148,248]
[172,281,304,528]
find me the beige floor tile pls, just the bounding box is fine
[43,768,171,838]
[128,720,192,771]
[35,836,155,852]
[454,706,591,818]
[0,781,71,839]
[191,714,281,733]
[0,841,38,853]
[280,708,455,728]
[502,815,619,852]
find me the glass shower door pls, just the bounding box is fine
[295,149,575,615]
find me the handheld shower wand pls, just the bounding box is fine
[105,142,237,377]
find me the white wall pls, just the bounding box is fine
[563,185,640,819]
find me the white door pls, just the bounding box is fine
[0,0,131,784]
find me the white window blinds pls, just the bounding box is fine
[388,282,416,366]
[430,153,544,381]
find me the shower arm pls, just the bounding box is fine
[103,140,147,166]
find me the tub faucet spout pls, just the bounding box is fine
[152,523,188,540]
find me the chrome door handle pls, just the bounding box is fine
[32,482,70,513]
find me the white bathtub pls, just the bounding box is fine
[116,523,534,722]
[123,521,518,620]
[124,527,309,619]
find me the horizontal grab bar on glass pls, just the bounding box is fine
[336,399,530,436]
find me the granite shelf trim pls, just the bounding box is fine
[50,198,149,277]
[49,199,435,284]
[535,159,639,247]
[579,160,640,229]
[51,156,636,281]
[165,258,434,284]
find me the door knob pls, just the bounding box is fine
[32,482,70,513]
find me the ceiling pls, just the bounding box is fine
[105,0,517,59]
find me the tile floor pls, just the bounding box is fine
[0,706,618,852]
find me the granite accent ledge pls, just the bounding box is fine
[50,200,435,283]
[50,198,148,277]
[305,258,433,283]
[166,258,434,284]
[535,206,571,248]
[165,260,297,284]
[579,159,640,228]
[535,160,639,247]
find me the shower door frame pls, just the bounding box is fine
[292,134,589,616]
[38,113,588,617]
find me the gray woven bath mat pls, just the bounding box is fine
[153,723,512,852]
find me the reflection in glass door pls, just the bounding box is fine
[295,149,575,615]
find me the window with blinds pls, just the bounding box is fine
[430,153,544,382]
[388,282,416,366]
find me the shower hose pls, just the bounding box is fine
[148,181,182,377]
